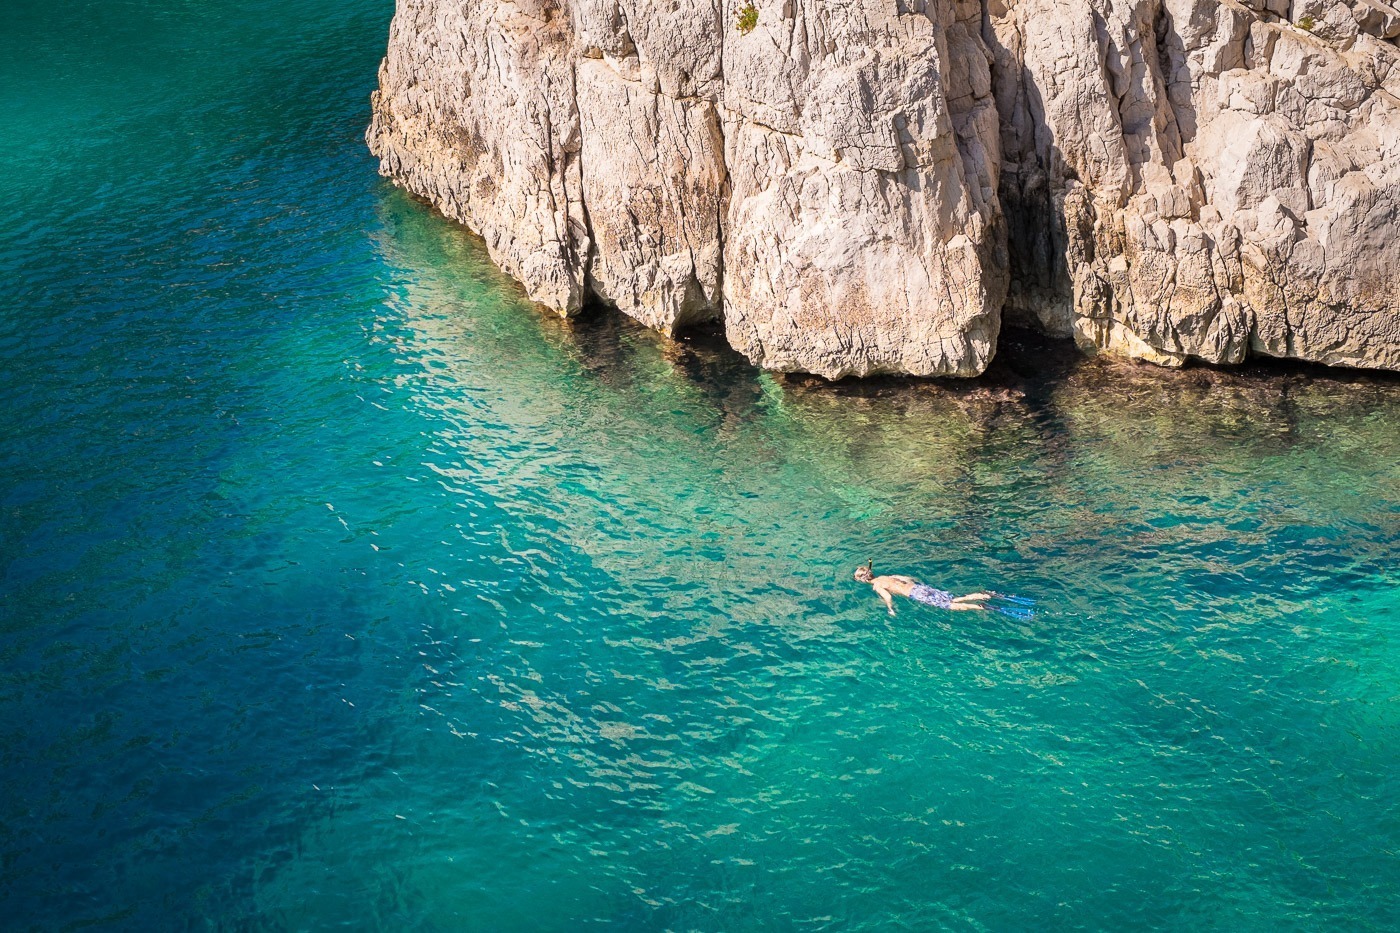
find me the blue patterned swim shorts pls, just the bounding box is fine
[909,584,953,609]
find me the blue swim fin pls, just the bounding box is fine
[995,605,1036,621]
[989,591,1037,607]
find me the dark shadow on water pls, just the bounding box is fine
[553,291,1400,444]
[384,182,1400,442]
[555,304,769,412]
[387,169,1400,430]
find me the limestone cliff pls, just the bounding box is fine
[368,0,1400,377]
[992,0,1400,370]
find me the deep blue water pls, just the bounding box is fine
[4,0,1400,929]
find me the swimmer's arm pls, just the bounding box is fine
[873,584,896,616]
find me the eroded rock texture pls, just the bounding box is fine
[718,0,1007,376]
[991,0,1400,369]
[369,0,1400,376]
[369,0,1007,377]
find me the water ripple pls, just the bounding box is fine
[4,0,1400,928]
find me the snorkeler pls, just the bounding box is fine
[853,562,993,616]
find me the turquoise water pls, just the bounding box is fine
[4,0,1400,928]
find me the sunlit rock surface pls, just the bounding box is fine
[992,0,1400,370]
[368,0,1007,378]
[369,0,1400,376]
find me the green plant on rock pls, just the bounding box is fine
[736,2,758,34]
[1298,13,1315,30]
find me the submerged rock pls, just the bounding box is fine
[368,0,1400,377]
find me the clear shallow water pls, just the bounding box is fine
[3,0,1400,929]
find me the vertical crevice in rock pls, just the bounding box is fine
[567,59,600,312]
[713,0,728,332]
[985,0,1077,335]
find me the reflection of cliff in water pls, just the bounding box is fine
[376,185,1400,449]
[372,185,1400,594]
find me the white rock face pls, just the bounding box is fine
[369,0,589,313]
[990,0,1400,369]
[370,0,1400,376]
[717,0,1007,376]
[370,0,1007,377]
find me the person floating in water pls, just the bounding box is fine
[853,563,992,616]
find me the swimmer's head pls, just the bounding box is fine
[854,563,873,583]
